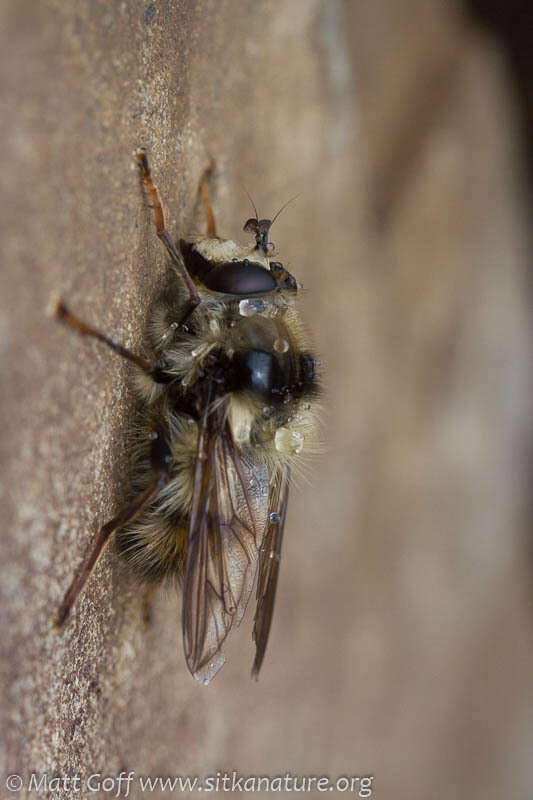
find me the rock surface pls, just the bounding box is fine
[1,2,532,799]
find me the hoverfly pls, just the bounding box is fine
[53,150,319,683]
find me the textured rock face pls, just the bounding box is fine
[1,2,532,799]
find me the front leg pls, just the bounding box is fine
[134,148,200,317]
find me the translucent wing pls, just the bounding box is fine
[182,408,269,684]
[252,466,290,678]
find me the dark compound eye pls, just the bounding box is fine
[269,262,298,293]
[203,261,276,295]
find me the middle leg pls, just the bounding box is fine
[52,299,172,384]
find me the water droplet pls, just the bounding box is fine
[290,431,304,454]
[239,298,265,317]
[273,337,289,354]
[202,678,209,686]
[283,391,293,404]
[170,321,178,330]
[148,431,158,440]
[262,406,273,416]
[275,427,304,454]
[269,512,280,523]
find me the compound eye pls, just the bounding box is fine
[243,218,258,232]
[203,261,277,295]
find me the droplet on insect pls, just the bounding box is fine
[269,512,280,523]
[239,298,265,317]
[291,431,304,453]
[148,431,158,440]
[273,337,289,353]
[275,427,304,454]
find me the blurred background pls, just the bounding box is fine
[1,1,532,798]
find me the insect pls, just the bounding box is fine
[52,149,320,683]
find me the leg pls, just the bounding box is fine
[53,470,168,629]
[142,583,156,625]
[199,162,217,238]
[134,148,200,314]
[51,299,171,384]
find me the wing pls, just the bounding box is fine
[251,466,290,678]
[182,407,270,684]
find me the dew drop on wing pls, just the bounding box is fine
[195,653,226,686]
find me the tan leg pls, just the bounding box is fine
[199,163,217,238]
[142,583,156,626]
[54,473,168,629]
[51,299,167,377]
[134,148,200,312]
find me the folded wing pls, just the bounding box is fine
[182,409,270,684]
